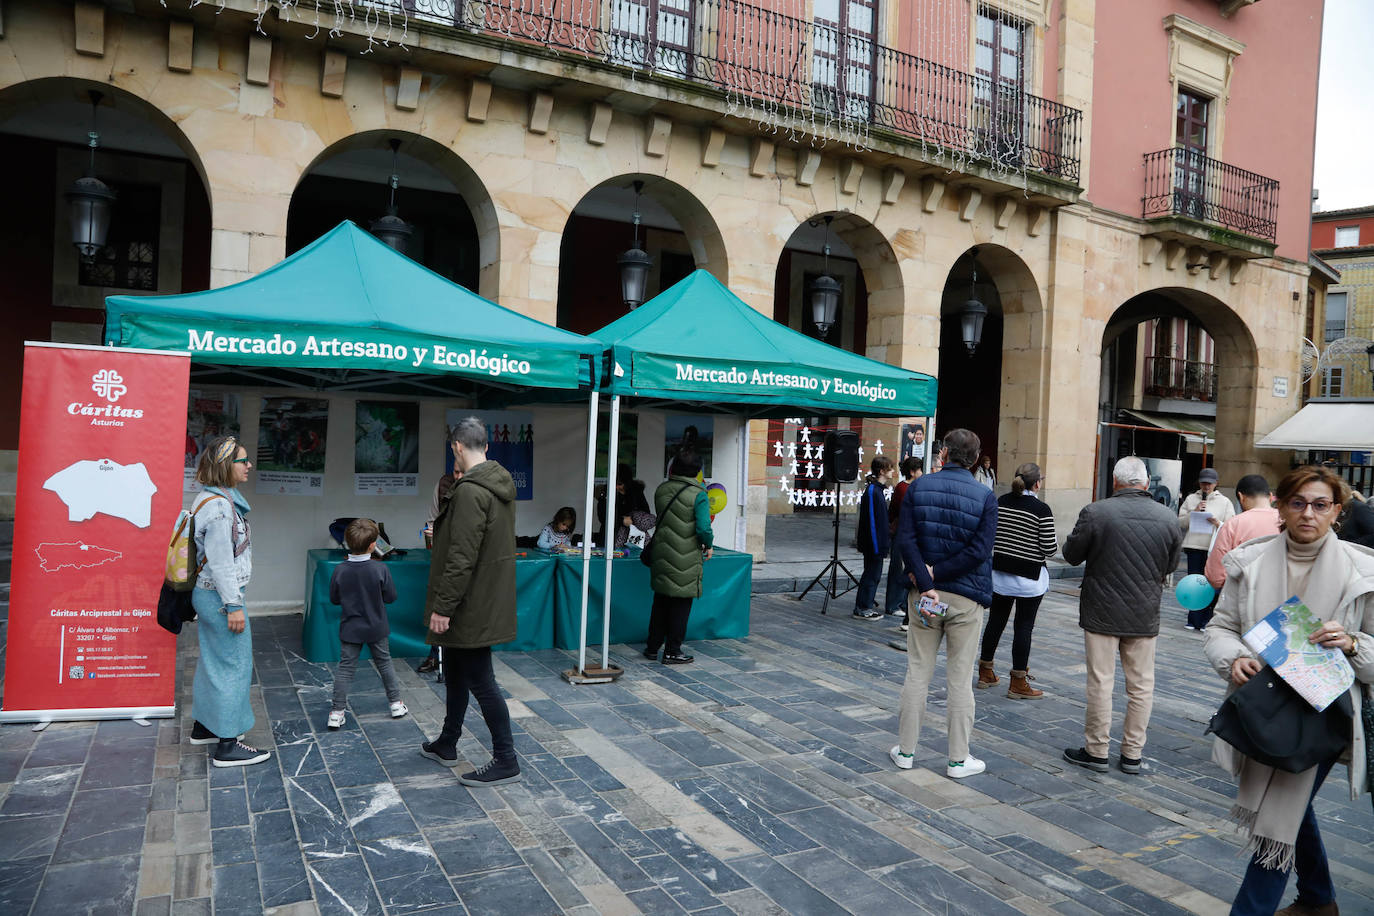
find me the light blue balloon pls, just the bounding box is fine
[1176,574,1215,611]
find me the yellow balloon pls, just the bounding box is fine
[696,470,704,483]
[707,484,727,515]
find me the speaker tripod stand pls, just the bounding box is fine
[798,481,859,614]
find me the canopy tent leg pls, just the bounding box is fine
[599,396,621,672]
[735,418,749,552]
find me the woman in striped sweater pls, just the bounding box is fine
[977,462,1059,698]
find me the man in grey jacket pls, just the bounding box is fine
[1061,456,1182,775]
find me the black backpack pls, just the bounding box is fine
[1206,666,1353,773]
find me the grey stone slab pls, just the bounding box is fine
[209,763,244,788]
[558,817,655,892]
[451,864,562,915]
[427,819,524,876]
[781,847,920,912]
[0,764,82,817]
[307,854,384,916]
[209,785,250,829]
[652,730,746,768]
[642,827,751,895]
[135,895,172,916]
[558,704,641,738]
[636,852,720,911]
[150,776,178,811]
[518,847,590,910]
[610,702,687,733]
[673,776,818,856]
[359,833,457,913]
[711,762,827,814]
[523,699,586,731]
[728,854,849,916]
[0,856,48,915]
[251,809,297,848]
[0,811,65,859]
[242,760,288,813]
[624,884,690,915]
[52,786,150,863]
[559,754,625,791]
[79,744,155,790]
[171,899,211,916]
[394,776,487,828]
[286,773,356,861]
[256,837,311,908]
[610,735,701,781]
[212,825,256,866]
[178,777,208,813]
[212,862,263,916]
[780,804,917,869]
[30,854,140,916]
[25,731,94,768]
[317,729,388,787]
[878,861,1029,916]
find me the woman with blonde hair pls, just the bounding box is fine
[187,436,269,768]
[1204,465,1373,915]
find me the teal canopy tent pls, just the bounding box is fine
[592,269,936,418]
[104,221,600,399]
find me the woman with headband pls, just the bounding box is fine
[187,436,270,767]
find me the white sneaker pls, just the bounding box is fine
[946,755,986,779]
[889,745,914,770]
[389,701,409,719]
[326,710,345,730]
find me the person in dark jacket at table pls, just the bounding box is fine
[420,417,521,787]
[644,447,713,665]
[888,429,997,779]
[854,456,895,620]
[1338,490,1374,549]
[1061,455,1182,776]
[884,457,923,618]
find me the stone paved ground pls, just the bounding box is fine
[2,579,1373,916]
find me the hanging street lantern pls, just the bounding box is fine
[808,215,840,339]
[370,138,414,253]
[65,90,116,263]
[1366,342,1374,374]
[959,247,988,356]
[618,180,652,309]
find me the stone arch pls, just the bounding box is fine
[291,130,501,300]
[555,173,728,332]
[1099,287,1260,496]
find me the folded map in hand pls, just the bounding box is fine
[1241,595,1355,712]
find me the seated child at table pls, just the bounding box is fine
[537,506,577,550]
[328,518,407,729]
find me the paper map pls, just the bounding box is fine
[1241,595,1355,712]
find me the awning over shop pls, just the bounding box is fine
[104,221,600,398]
[591,270,936,418]
[1121,409,1216,442]
[1256,400,1374,450]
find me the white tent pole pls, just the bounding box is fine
[735,417,749,552]
[600,395,621,668]
[578,390,600,676]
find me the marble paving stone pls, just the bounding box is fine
[336,782,417,841]
[652,731,746,768]
[243,761,289,813]
[781,847,922,911]
[79,744,156,790]
[623,883,690,914]
[286,773,355,861]
[31,854,140,916]
[711,762,828,814]
[642,826,751,895]
[728,854,849,916]
[52,786,151,863]
[212,862,264,916]
[559,817,655,892]
[256,837,311,908]
[24,731,95,768]
[171,899,212,916]
[0,811,65,860]
[393,776,487,827]
[673,776,819,856]
[0,764,82,817]
[519,846,590,910]
[359,833,457,913]
[135,894,172,916]
[636,852,720,911]
[0,855,48,914]
[317,730,389,788]
[210,785,251,829]
[779,804,918,869]
[451,863,562,915]
[178,777,208,813]
[307,854,384,916]
[212,825,256,866]
[209,764,245,788]
[427,819,524,876]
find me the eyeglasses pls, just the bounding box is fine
[232,457,252,465]
[1285,497,1334,514]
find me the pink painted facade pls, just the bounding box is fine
[1088,0,1323,260]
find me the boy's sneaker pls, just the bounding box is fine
[419,740,460,767]
[1118,755,1143,775]
[946,755,986,779]
[1063,747,1110,772]
[326,710,345,730]
[889,745,914,770]
[853,609,882,620]
[389,702,409,719]
[458,756,521,787]
[899,622,910,632]
[212,739,270,768]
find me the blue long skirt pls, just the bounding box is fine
[191,587,255,739]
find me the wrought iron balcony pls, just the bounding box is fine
[1142,148,1279,244]
[1144,356,1217,402]
[328,0,1081,183]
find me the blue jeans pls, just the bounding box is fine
[884,549,910,613]
[856,552,884,611]
[1230,758,1337,916]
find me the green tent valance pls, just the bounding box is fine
[592,270,936,418]
[105,221,599,396]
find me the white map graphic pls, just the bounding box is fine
[42,458,158,527]
[34,542,123,572]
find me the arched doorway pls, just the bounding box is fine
[0,77,212,451]
[1098,288,1258,502]
[935,245,1043,476]
[556,174,727,334]
[287,131,495,296]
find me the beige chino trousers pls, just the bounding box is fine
[1082,630,1157,760]
[896,591,985,763]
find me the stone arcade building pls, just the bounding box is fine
[0,0,1323,559]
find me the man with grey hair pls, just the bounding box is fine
[1061,455,1182,775]
[420,417,521,785]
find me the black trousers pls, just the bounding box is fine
[1183,548,1219,629]
[646,593,694,655]
[438,646,514,762]
[979,592,1044,671]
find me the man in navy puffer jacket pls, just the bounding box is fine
[888,428,997,779]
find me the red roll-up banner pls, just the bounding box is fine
[1,343,190,723]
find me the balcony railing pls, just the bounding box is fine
[320,0,1081,182]
[1142,148,1279,243]
[1144,356,1217,402]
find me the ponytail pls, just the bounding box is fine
[1011,462,1042,496]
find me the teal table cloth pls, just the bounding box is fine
[551,548,752,650]
[302,549,556,662]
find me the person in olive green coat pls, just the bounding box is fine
[419,417,521,787]
[644,447,714,665]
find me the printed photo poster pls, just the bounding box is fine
[900,421,928,463]
[665,415,713,478]
[447,409,535,500]
[256,397,328,495]
[356,401,419,495]
[1142,457,1183,512]
[184,389,241,492]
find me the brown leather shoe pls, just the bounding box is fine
[1007,669,1044,699]
[1275,900,1338,916]
[976,660,999,689]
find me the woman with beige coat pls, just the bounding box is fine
[1203,465,1374,916]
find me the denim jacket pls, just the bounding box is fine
[193,486,252,608]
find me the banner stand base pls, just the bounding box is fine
[0,705,176,726]
[561,666,624,685]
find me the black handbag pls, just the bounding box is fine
[1206,665,1353,773]
[156,581,197,635]
[1362,683,1374,813]
[639,483,692,568]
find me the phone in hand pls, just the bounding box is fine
[916,595,948,627]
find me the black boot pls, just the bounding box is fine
[458,756,521,787]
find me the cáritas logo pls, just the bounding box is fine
[91,369,128,403]
[69,369,143,425]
